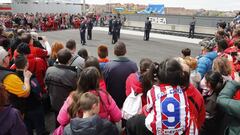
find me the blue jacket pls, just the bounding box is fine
[197,51,217,78]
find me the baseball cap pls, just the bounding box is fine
[199,40,215,51]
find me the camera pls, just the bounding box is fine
[38,36,43,40]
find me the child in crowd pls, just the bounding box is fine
[181,48,191,58]
[183,54,201,88]
[127,58,201,135]
[0,83,28,135]
[97,45,109,71]
[84,56,106,90]
[54,67,121,135]
[125,58,153,108]
[63,92,119,135]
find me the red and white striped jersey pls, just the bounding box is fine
[145,84,190,135]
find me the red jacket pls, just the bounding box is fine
[125,72,147,107]
[11,54,48,93]
[185,84,206,129]
[29,43,48,59]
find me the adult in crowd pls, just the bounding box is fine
[112,16,119,44]
[14,55,49,135]
[48,41,64,66]
[66,39,85,70]
[0,24,10,51]
[87,18,93,40]
[200,71,226,135]
[20,33,51,61]
[103,41,138,108]
[144,17,152,41]
[189,16,196,38]
[12,43,48,93]
[217,81,240,135]
[97,45,109,71]
[197,39,217,78]
[78,48,88,61]
[80,17,86,45]
[63,92,119,135]
[0,46,32,107]
[45,48,78,127]
[108,15,113,35]
[0,83,28,135]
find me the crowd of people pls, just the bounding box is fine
[0,12,240,135]
[0,12,111,32]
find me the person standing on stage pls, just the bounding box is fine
[188,16,196,38]
[144,17,152,41]
[112,16,118,44]
[87,17,93,40]
[108,15,113,35]
[80,17,86,45]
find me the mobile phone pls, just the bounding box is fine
[38,36,43,40]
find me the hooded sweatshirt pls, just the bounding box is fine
[63,115,119,135]
[0,105,28,135]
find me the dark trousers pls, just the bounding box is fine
[117,29,121,39]
[144,30,150,41]
[24,106,47,135]
[126,114,153,135]
[87,29,92,40]
[189,27,195,38]
[80,30,86,44]
[112,30,118,44]
[109,26,112,35]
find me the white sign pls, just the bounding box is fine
[149,17,167,24]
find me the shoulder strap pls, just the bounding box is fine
[69,55,79,66]
[0,70,13,83]
[188,96,200,112]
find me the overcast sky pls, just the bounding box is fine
[84,0,240,11]
[1,0,239,11]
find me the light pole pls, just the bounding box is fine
[83,0,85,15]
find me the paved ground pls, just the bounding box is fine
[40,27,202,64]
[40,27,203,134]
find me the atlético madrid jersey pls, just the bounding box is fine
[145,84,190,135]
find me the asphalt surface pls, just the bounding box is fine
[40,28,202,134]
[40,28,202,64]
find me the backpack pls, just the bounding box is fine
[30,76,42,100]
[122,87,143,120]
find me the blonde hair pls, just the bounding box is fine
[183,56,198,70]
[50,41,64,59]
[213,57,232,76]
[68,92,99,118]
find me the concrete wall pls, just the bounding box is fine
[125,21,217,34]
[124,14,233,27]
[11,2,82,14]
